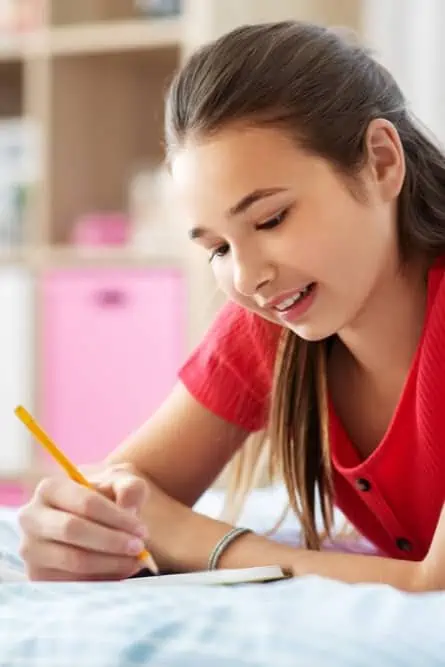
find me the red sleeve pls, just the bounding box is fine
[178,301,281,432]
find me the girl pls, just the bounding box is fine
[19,21,445,590]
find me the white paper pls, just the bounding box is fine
[120,565,289,586]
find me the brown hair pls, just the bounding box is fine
[164,21,445,549]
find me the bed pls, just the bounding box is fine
[1,486,444,667]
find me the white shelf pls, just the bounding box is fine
[0,34,28,62]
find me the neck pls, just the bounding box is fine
[336,259,428,383]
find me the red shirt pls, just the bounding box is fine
[179,261,445,560]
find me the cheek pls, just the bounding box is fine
[319,205,393,292]
[311,201,376,263]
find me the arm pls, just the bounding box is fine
[104,301,275,506]
[105,381,250,507]
[178,512,423,591]
[138,491,429,592]
[101,384,426,592]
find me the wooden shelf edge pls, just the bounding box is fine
[0,18,183,61]
[49,17,183,57]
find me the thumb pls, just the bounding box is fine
[112,473,148,514]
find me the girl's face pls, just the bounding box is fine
[171,122,404,341]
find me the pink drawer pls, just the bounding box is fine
[40,268,185,465]
[0,483,26,507]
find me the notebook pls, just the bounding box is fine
[122,565,292,586]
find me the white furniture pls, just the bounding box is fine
[0,267,33,478]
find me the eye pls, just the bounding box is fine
[208,243,230,263]
[256,208,289,230]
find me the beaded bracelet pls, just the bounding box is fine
[207,527,253,571]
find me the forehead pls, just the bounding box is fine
[170,125,308,211]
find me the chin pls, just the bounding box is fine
[286,321,337,342]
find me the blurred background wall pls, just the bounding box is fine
[0,0,441,504]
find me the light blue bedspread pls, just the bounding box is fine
[1,497,445,667]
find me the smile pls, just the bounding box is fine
[267,283,317,324]
[273,284,314,312]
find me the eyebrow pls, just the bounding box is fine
[188,187,288,240]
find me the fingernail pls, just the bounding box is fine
[127,539,145,555]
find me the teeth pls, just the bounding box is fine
[274,286,310,312]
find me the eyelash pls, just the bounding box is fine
[208,208,289,263]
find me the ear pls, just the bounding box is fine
[364,118,405,201]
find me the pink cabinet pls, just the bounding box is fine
[0,483,26,507]
[40,268,186,466]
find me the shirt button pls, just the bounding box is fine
[356,477,371,492]
[396,537,412,553]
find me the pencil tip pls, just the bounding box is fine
[144,554,159,575]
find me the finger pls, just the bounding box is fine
[92,468,147,513]
[26,569,108,582]
[26,564,142,582]
[112,475,148,513]
[20,505,147,556]
[21,538,140,578]
[88,463,138,501]
[35,478,146,537]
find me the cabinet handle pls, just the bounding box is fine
[95,289,127,307]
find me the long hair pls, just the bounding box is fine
[165,21,445,549]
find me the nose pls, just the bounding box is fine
[232,250,274,297]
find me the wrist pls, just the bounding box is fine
[173,510,234,572]
[136,484,197,573]
[207,527,253,570]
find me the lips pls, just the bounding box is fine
[273,285,313,312]
[266,283,315,312]
[262,282,317,324]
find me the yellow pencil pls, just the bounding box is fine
[14,405,158,575]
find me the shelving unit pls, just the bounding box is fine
[0,0,363,498]
[0,0,193,496]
